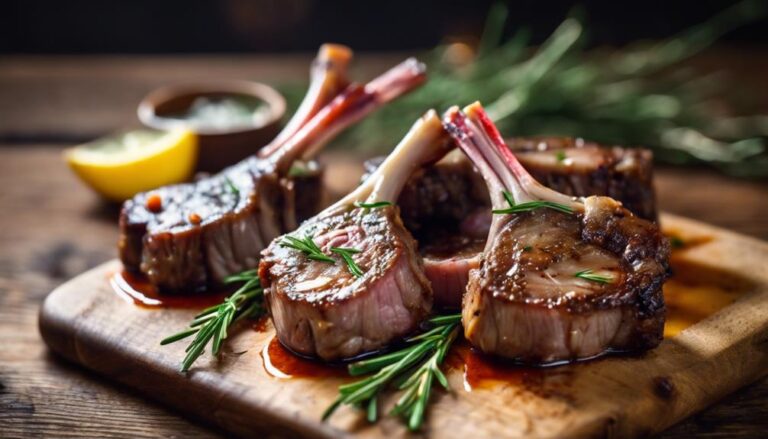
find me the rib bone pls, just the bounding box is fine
[259,111,451,360]
[443,102,669,364]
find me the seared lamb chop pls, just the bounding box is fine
[362,137,657,309]
[119,45,426,293]
[510,137,657,221]
[364,137,656,226]
[444,103,669,364]
[259,111,452,361]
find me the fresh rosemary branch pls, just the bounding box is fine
[160,269,265,372]
[574,269,614,284]
[294,0,768,177]
[330,247,364,278]
[281,234,335,263]
[323,313,461,431]
[492,190,573,215]
[354,200,393,209]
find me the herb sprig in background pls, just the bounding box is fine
[281,0,768,178]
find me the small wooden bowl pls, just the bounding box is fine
[138,81,286,173]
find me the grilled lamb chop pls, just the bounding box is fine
[444,103,669,364]
[259,111,452,361]
[509,137,657,221]
[362,137,657,309]
[119,45,426,293]
[364,138,656,226]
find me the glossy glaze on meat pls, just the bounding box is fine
[118,45,427,293]
[362,136,657,309]
[444,103,669,364]
[260,206,431,360]
[510,136,657,221]
[463,201,668,363]
[259,111,452,361]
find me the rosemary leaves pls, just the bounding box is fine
[492,190,573,215]
[330,247,364,278]
[223,176,239,198]
[354,200,393,209]
[160,269,265,372]
[323,313,461,431]
[281,234,365,278]
[574,269,614,284]
[281,234,335,263]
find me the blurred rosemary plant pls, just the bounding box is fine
[281,0,768,177]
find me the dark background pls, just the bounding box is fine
[2,0,767,54]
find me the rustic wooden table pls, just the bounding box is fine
[1,52,767,438]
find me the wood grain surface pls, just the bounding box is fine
[1,52,768,438]
[35,214,768,438]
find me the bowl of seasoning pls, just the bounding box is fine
[138,80,286,172]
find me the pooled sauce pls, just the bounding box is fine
[111,271,230,309]
[261,337,347,379]
[255,235,753,385]
[446,341,545,391]
[442,232,752,389]
[663,259,751,338]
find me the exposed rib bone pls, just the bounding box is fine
[443,102,580,245]
[327,110,452,214]
[443,102,669,363]
[259,44,352,158]
[260,110,450,360]
[267,58,427,175]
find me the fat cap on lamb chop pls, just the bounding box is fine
[119,45,426,293]
[443,102,670,364]
[259,110,453,361]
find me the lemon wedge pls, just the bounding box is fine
[65,129,198,201]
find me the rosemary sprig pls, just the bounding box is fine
[223,176,239,198]
[330,247,364,278]
[307,1,768,178]
[323,313,461,431]
[492,200,573,215]
[501,189,515,207]
[282,234,365,278]
[281,234,335,263]
[354,200,393,209]
[492,190,573,215]
[574,269,614,284]
[160,269,265,372]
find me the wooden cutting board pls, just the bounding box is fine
[39,213,768,439]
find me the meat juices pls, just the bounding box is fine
[259,111,453,361]
[119,45,427,293]
[443,103,670,364]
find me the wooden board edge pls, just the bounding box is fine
[38,263,351,439]
[37,214,768,438]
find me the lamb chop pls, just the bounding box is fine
[443,102,669,364]
[362,137,658,309]
[259,110,453,361]
[119,45,426,293]
[509,137,657,221]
